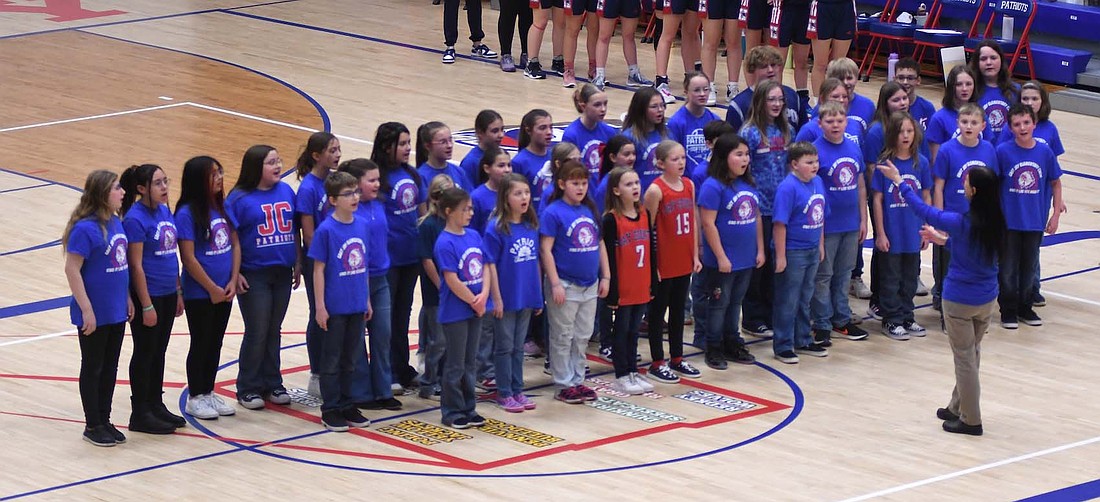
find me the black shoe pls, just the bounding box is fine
[321,410,349,432]
[83,425,117,447]
[812,328,833,347]
[942,419,983,436]
[1000,314,1019,329]
[447,417,471,429]
[104,423,127,444]
[722,342,757,364]
[467,413,486,427]
[1019,310,1043,326]
[550,56,564,75]
[1032,293,1046,307]
[833,323,869,341]
[342,408,370,428]
[705,348,728,370]
[128,412,175,435]
[742,322,773,337]
[795,343,829,358]
[936,408,959,422]
[376,397,403,410]
[152,402,186,428]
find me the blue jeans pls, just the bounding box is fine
[772,248,819,354]
[301,256,323,376]
[319,313,366,412]
[476,313,495,381]
[701,266,752,348]
[236,266,292,397]
[441,317,482,425]
[879,252,920,324]
[388,264,421,387]
[812,231,859,329]
[417,305,446,391]
[494,309,533,398]
[998,230,1042,318]
[353,274,391,402]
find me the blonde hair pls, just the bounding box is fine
[419,173,455,224]
[62,170,119,251]
[826,58,859,81]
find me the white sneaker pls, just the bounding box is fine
[307,373,321,399]
[656,82,676,104]
[707,82,718,107]
[614,375,645,395]
[727,82,740,103]
[186,395,218,420]
[850,277,872,299]
[915,278,930,296]
[207,393,236,416]
[631,372,655,392]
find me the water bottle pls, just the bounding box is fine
[887,52,899,81]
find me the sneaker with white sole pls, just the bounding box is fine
[726,82,740,102]
[342,408,370,428]
[237,393,264,410]
[742,322,774,337]
[307,373,321,399]
[524,60,546,80]
[267,388,291,405]
[497,395,525,413]
[867,304,883,321]
[207,393,236,416]
[647,363,681,383]
[613,375,645,395]
[795,343,829,357]
[627,72,654,87]
[186,395,218,420]
[592,74,605,91]
[707,82,718,106]
[471,43,498,59]
[774,350,799,364]
[321,410,349,432]
[904,320,927,336]
[514,393,536,410]
[915,278,930,296]
[500,54,516,72]
[550,57,565,75]
[441,47,456,64]
[655,81,676,104]
[1001,314,1019,329]
[669,359,702,378]
[631,373,655,392]
[1019,310,1043,326]
[850,277,872,299]
[882,322,910,341]
[562,68,576,88]
[598,346,613,363]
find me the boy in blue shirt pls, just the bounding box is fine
[772,142,828,364]
[995,104,1064,329]
[309,172,372,432]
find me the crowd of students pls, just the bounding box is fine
[64,38,1065,445]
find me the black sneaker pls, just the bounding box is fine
[342,408,370,428]
[647,363,681,383]
[795,343,829,358]
[1019,310,1043,326]
[742,322,773,338]
[936,408,959,421]
[867,304,883,321]
[1000,314,1019,330]
[550,56,565,75]
[813,328,833,347]
[1032,293,1046,307]
[467,414,486,427]
[833,323,869,341]
[105,423,127,444]
[448,417,471,429]
[722,343,757,364]
[524,60,545,80]
[83,425,116,447]
[942,419,983,436]
[774,350,799,364]
[321,410,349,432]
[376,397,403,410]
[705,349,728,370]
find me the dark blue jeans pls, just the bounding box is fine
[301,256,323,376]
[441,317,482,425]
[998,230,1042,318]
[236,266,292,398]
[772,248,819,354]
[388,264,421,387]
[701,266,752,348]
[319,313,366,412]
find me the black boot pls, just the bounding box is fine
[129,399,176,435]
[151,401,186,428]
[705,346,728,370]
[722,337,757,364]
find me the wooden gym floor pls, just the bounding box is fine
[1,1,1099,500]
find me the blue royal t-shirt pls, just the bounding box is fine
[355,199,390,277]
[484,219,545,312]
[308,216,370,315]
[417,214,446,307]
[813,136,864,234]
[470,184,497,233]
[539,200,601,287]
[698,177,760,270]
[871,155,932,253]
[512,148,553,207]
[563,119,618,180]
[996,141,1061,231]
[419,161,472,191]
[862,121,931,167]
[996,120,1065,157]
[739,123,788,216]
[794,116,864,148]
[295,172,331,237]
[226,182,297,271]
[621,127,665,191]
[459,144,485,187]
[668,105,721,174]
[910,95,937,132]
[773,173,827,250]
[812,94,876,133]
[690,158,710,199]
[68,217,130,327]
[176,205,234,301]
[926,108,960,146]
[932,138,998,214]
[435,229,491,324]
[977,83,1020,139]
[123,203,179,296]
[383,168,427,267]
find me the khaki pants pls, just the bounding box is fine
[943,299,995,425]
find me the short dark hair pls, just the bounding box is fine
[324,171,358,199]
[787,141,818,164]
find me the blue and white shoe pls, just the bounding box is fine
[441,47,456,64]
[471,43,497,59]
[627,72,654,87]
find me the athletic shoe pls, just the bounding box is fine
[471,43,498,58]
[774,351,799,364]
[523,340,542,357]
[742,322,773,338]
[614,375,645,395]
[186,395,219,420]
[518,53,529,69]
[208,393,236,416]
[562,68,576,88]
[592,74,605,91]
[1019,310,1043,326]
[514,394,537,410]
[267,388,291,405]
[497,396,525,413]
[543,360,551,375]
[598,346,613,363]
[377,397,403,410]
[577,384,597,401]
[550,57,565,75]
[342,408,370,428]
[83,425,116,447]
[726,82,740,103]
[655,81,676,104]
[500,54,516,72]
[813,328,833,347]
[448,417,471,429]
[915,278,930,296]
[632,373,655,392]
[882,322,910,341]
[722,343,757,364]
[468,413,486,427]
[850,277,872,299]
[707,82,718,107]
[476,378,497,393]
[1032,293,1046,307]
[524,60,545,80]
[101,423,125,444]
[669,359,702,378]
[237,393,264,410]
[705,349,728,370]
[441,47,456,64]
[647,363,680,383]
[321,410,349,432]
[867,304,883,321]
[833,323,869,341]
[904,320,927,336]
[555,386,585,404]
[795,343,829,358]
[307,373,321,399]
[1001,314,1019,329]
[627,72,654,87]
[418,388,442,401]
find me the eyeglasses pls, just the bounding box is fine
[338,189,362,198]
[264,158,283,166]
[152,177,170,188]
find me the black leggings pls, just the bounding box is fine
[129,293,177,408]
[184,298,233,395]
[389,263,422,387]
[498,0,532,56]
[444,0,485,47]
[79,322,125,426]
[647,274,691,362]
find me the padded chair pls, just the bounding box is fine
[911,0,977,77]
[858,0,919,81]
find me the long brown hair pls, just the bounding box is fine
[745,80,791,143]
[63,170,119,250]
[492,173,538,236]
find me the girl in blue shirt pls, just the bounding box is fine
[458,109,504,185]
[64,170,132,447]
[471,146,512,233]
[294,131,341,400]
[435,188,493,429]
[620,87,668,191]
[485,173,543,413]
[371,122,426,393]
[970,40,1021,140]
[538,142,581,214]
[927,65,979,164]
[417,174,456,404]
[225,145,300,411]
[177,156,239,421]
[512,109,555,207]
[563,84,617,180]
[121,163,184,434]
[668,73,722,174]
[417,121,472,190]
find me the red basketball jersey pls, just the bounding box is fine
[613,211,652,307]
[653,176,696,278]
